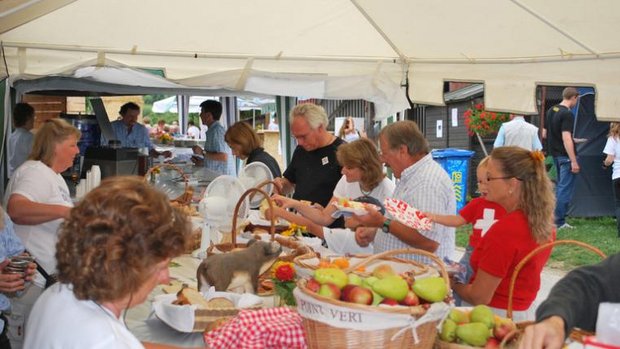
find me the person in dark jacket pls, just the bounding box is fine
[519,252,620,349]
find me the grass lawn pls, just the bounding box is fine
[456,216,620,271]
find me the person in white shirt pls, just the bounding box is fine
[186,120,201,139]
[267,114,279,131]
[493,114,543,151]
[8,103,35,177]
[270,138,394,254]
[338,116,362,143]
[4,119,81,348]
[24,176,193,349]
[603,122,620,237]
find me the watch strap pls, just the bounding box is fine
[382,218,392,233]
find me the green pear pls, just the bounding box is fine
[348,273,363,286]
[371,275,409,301]
[448,308,469,324]
[361,276,379,289]
[470,305,495,329]
[411,277,448,302]
[314,268,348,289]
[440,318,457,342]
[455,322,490,346]
[371,289,384,305]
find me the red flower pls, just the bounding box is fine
[275,264,295,282]
[463,103,510,137]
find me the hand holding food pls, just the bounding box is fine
[269,194,298,209]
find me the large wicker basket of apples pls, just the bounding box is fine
[293,248,451,349]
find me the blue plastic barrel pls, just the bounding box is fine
[431,148,475,213]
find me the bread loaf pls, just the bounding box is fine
[173,287,210,309]
[206,297,235,309]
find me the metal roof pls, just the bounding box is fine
[444,84,484,103]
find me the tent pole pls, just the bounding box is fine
[475,132,488,156]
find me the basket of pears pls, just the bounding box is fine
[293,248,452,349]
[436,305,519,348]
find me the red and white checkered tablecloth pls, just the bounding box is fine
[204,307,307,349]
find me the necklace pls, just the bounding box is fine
[359,183,372,196]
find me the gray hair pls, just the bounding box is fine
[379,120,429,156]
[289,104,328,130]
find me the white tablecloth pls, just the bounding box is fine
[125,255,206,348]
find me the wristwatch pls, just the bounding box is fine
[382,218,392,233]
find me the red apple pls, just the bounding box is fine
[340,284,358,301]
[493,318,516,341]
[344,286,373,305]
[380,298,399,306]
[484,337,500,349]
[306,278,321,293]
[399,290,420,306]
[318,283,341,300]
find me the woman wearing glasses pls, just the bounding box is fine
[269,138,394,253]
[452,146,555,321]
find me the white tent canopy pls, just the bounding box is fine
[2,0,620,120]
[152,96,274,113]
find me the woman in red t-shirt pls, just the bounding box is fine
[453,147,556,321]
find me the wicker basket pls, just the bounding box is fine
[295,248,450,349]
[294,250,435,279]
[185,226,202,253]
[154,290,263,333]
[435,239,606,348]
[144,163,193,205]
[206,187,276,256]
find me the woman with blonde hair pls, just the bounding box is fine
[338,116,361,143]
[3,118,80,346]
[453,146,556,321]
[24,176,191,349]
[224,121,281,178]
[270,138,394,253]
[603,122,620,237]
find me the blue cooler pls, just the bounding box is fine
[431,148,475,213]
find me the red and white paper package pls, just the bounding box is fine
[383,198,432,231]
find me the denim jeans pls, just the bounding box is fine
[613,178,620,237]
[453,245,475,306]
[553,156,577,226]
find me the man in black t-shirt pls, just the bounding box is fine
[273,103,345,227]
[543,87,580,229]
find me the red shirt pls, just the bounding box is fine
[459,197,506,248]
[469,210,555,310]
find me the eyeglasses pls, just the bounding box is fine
[486,176,512,182]
[486,176,523,182]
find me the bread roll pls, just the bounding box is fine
[206,297,235,309]
[176,287,210,309]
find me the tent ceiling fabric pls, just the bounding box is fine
[1,0,620,120]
